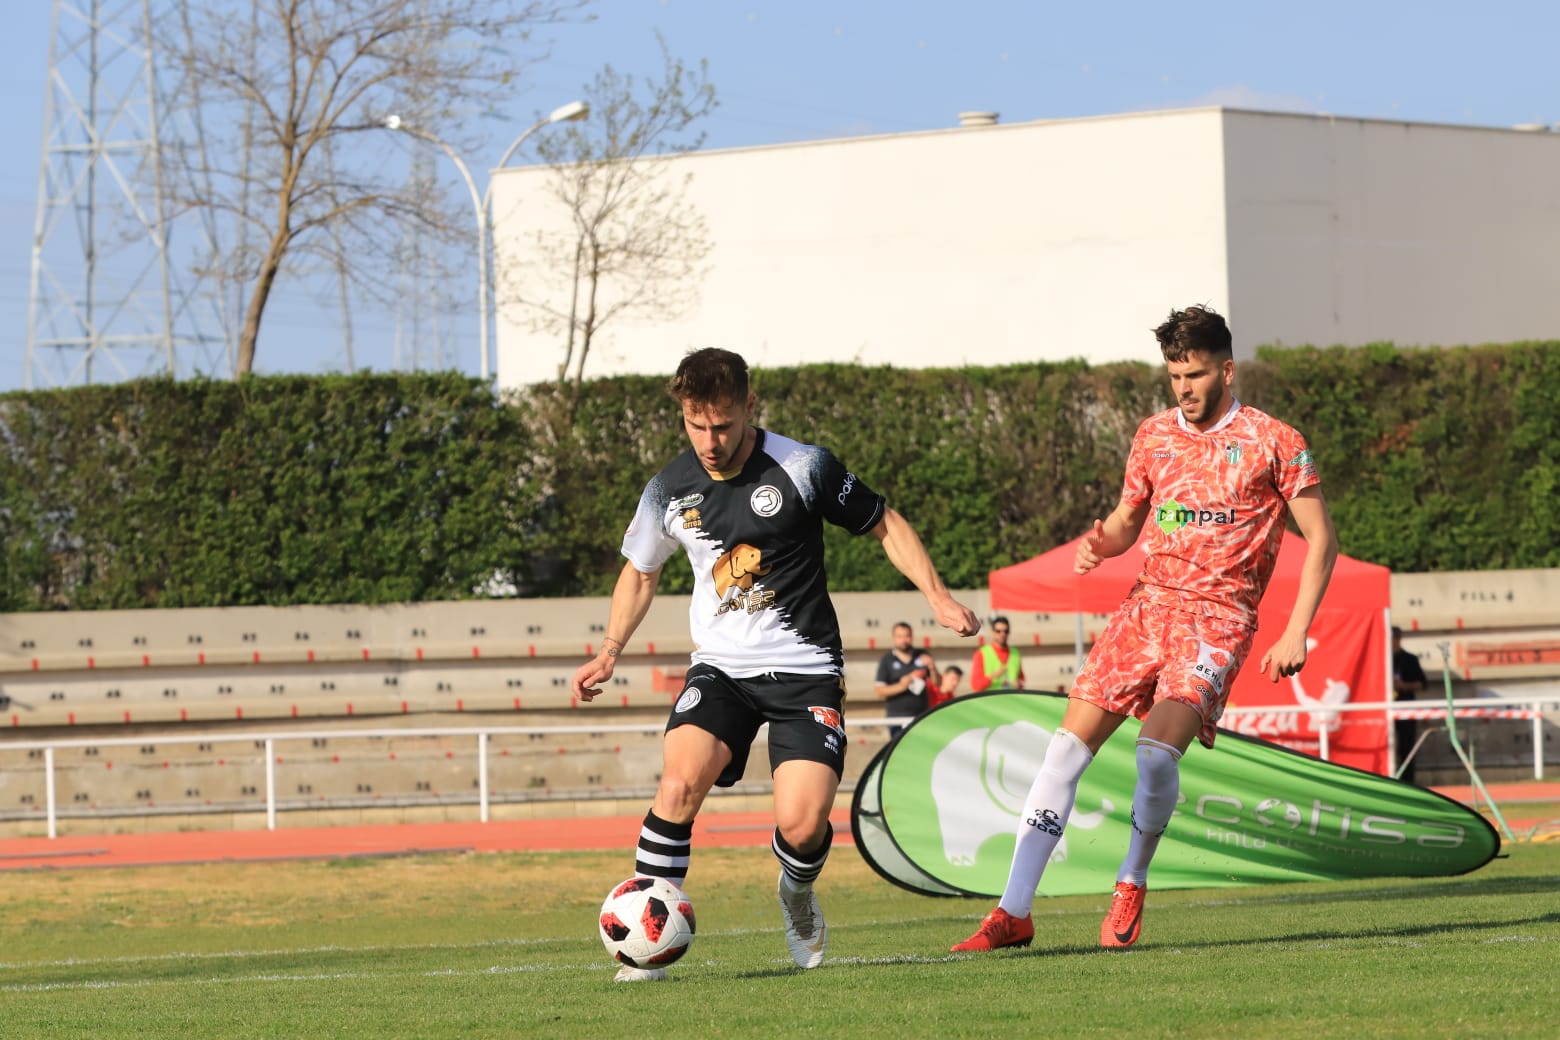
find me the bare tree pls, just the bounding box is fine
[159,0,581,375]
[516,37,717,385]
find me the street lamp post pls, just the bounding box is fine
[386,99,588,383]
[480,100,589,383]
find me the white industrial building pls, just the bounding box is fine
[490,106,1560,390]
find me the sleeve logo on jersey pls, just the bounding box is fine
[1155,496,1239,533]
[749,485,783,517]
[808,705,845,736]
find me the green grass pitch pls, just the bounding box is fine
[0,841,1554,1038]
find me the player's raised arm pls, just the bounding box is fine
[869,508,981,638]
[573,561,663,701]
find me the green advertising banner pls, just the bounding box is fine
[851,692,1500,897]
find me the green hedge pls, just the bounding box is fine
[0,343,1555,610]
[0,374,534,610]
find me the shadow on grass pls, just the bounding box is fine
[1017,908,1560,959]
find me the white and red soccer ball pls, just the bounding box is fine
[598,877,696,969]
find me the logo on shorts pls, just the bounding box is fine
[750,485,782,517]
[1192,641,1234,697]
[675,686,702,712]
[808,705,844,736]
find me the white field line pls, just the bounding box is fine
[3,933,1553,995]
[0,913,995,975]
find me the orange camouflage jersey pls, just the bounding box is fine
[1121,400,1319,626]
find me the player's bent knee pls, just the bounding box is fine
[1041,728,1095,782]
[654,772,715,818]
[774,814,830,852]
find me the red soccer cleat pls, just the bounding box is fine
[1100,882,1146,948]
[950,907,1035,952]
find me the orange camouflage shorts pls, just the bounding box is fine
[1071,597,1255,749]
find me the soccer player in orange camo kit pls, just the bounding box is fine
[952,304,1338,953]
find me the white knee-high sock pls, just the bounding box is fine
[1116,737,1182,887]
[998,728,1093,918]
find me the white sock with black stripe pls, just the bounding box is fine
[635,810,693,888]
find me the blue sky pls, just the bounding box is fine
[1,0,1556,391]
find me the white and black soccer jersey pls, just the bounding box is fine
[621,429,886,677]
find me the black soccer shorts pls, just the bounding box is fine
[666,663,847,787]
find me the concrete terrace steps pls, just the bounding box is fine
[0,569,1554,730]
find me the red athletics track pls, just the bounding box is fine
[0,809,855,872]
[0,782,1552,873]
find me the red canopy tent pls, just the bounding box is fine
[989,529,1394,772]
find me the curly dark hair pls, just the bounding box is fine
[668,347,750,406]
[1153,304,1232,363]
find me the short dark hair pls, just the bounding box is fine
[892,621,912,633]
[1392,626,1405,640]
[1153,304,1232,363]
[990,615,1010,628]
[944,665,963,677]
[669,348,749,408]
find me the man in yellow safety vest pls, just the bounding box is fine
[969,615,1025,691]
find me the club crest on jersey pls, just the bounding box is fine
[672,494,704,510]
[1224,442,1243,465]
[749,485,782,517]
[675,686,702,713]
[808,706,844,735]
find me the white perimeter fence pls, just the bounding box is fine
[1,695,1555,840]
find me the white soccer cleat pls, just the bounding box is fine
[776,872,828,969]
[613,965,668,983]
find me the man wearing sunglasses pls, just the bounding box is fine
[969,616,1025,692]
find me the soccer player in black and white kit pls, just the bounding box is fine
[574,348,981,981]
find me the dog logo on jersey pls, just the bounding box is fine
[675,686,702,713]
[749,485,782,517]
[808,706,845,736]
[713,543,771,598]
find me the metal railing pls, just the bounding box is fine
[2,695,1555,840]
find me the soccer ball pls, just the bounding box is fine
[598,876,696,969]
